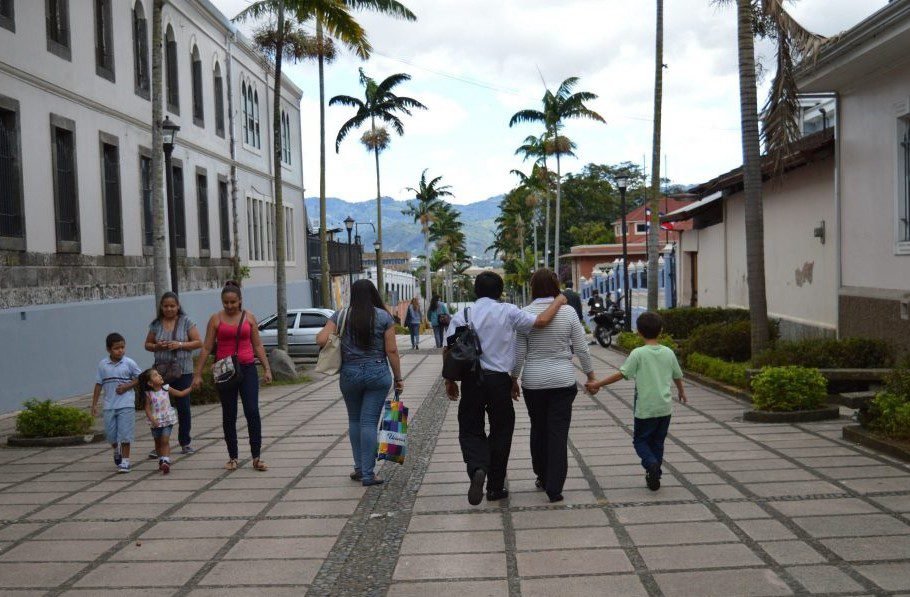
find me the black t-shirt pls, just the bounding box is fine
[588,295,603,309]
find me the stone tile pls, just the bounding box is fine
[245,517,346,537]
[511,508,608,530]
[735,519,797,541]
[792,514,910,538]
[615,503,716,525]
[388,580,508,597]
[36,521,146,541]
[760,540,825,565]
[745,480,844,498]
[400,531,504,554]
[821,535,910,561]
[0,539,115,562]
[514,526,618,551]
[787,565,864,594]
[170,502,269,518]
[0,562,85,588]
[110,538,229,561]
[516,548,633,576]
[193,489,281,503]
[223,536,338,560]
[522,575,647,597]
[654,568,792,597]
[697,484,746,500]
[769,498,880,518]
[714,502,771,520]
[187,589,303,597]
[199,559,321,586]
[268,500,359,516]
[408,513,503,533]
[284,486,367,500]
[640,543,764,571]
[74,561,205,587]
[603,486,696,503]
[870,495,910,513]
[413,495,500,512]
[0,523,43,542]
[141,520,246,539]
[855,562,910,591]
[628,522,738,546]
[728,468,818,483]
[393,553,506,580]
[62,589,171,596]
[843,477,910,494]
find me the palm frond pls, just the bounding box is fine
[334,114,366,151]
[509,109,546,127]
[345,0,416,21]
[232,1,277,23]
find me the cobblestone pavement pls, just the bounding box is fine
[1,337,909,596]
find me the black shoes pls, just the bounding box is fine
[548,493,564,503]
[486,489,509,501]
[534,477,546,491]
[468,469,486,505]
[646,464,661,491]
[362,477,385,487]
[349,471,362,482]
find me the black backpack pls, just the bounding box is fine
[442,308,483,383]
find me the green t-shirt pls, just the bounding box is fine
[620,344,683,419]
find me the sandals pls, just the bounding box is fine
[225,459,239,471]
[252,458,269,472]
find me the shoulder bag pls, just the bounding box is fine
[315,309,348,375]
[212,311,246,390]
[442,308,483,383]
[154,316,184,384]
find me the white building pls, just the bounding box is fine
[0,0,311,410]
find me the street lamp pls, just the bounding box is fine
[373,239,382,301]
[161,116,180,294]
[616,174,632,331]
[344,215,355,290]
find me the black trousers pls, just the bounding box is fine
[171,373,193,448]
[523,384,577,498]
[458,371,514,492]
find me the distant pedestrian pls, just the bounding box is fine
[562,280,584,323]
[405,297,422,350]
[586,311,687,491]
[193,281,272,472]
[316,279,404,486]
[144,292,202,458]
[91,333,142,474]
[513,270,596,503]
[137,368,192,475]
[428,294,450,348]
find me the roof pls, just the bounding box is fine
[663,192,723,223]
[610,197,697,227]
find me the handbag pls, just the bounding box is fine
[154,316,183,384]
[213,311,246,390]
[315,308,348,375]
[377,392,408,465]
[442,308,483,383]
[437,310,451,328]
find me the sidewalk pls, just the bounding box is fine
[0,339,908,595]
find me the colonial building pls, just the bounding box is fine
[0,0,310,409]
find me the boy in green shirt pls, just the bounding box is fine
[586,312,687,490]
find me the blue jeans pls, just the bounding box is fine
[217,364,262,459]
[432,325,444,348]
[171,373,193,447]
[408,324,420,348]
[340,360,392,482]
[633,415,671,474]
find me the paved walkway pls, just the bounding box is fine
[0,337,909,595]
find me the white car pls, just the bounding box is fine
[258,308,334,357]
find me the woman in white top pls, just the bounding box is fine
[512,269,596,502]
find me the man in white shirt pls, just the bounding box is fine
[444,272,566,505]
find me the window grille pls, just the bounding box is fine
[140,155,152,247]
[218,179,229,252]
[53,126,78,244]
[191,47,204,125]
[101,142,122,248]
[133,3,149,97]
[46,0,70,51]
[214,67,225,137]
[165,27,179,114]
[0,106,23,240]
[172,164,185,249]
[197,172,209,253]
[0,0,15,32]
[901,120,910,243]
[94,0,114,80]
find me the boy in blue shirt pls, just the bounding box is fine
[586,312,687,491]
[91,332,142,473]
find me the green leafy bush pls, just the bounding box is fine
[617,332,678,352]
[867,392,910,439]
[395,325,409,335]
[655,307,750,339]
[684,320,753,363]
[751,366,828,412]
[686,353,749,389]
[754,337,895,369]
[190,357,220,405]
[16,399,94,438]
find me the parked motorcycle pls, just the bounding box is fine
[590,294,625,348]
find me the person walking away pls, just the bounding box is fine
[92,333,142,473]
[513,270,596,503]
[405,297,422,350]
[317,279,404,486]
[444,272,567,505]
[586,311,687,490]
[193,281,272,472]
[144,291,202,458]
[562,280,583,323]
[428,294,450,349]
[137,368,192,474]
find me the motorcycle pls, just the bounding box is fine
[589,294,625,348]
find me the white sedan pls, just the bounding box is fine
[258,308,335,357]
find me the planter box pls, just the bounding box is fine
[842,425,910,463]
[8,431,106,447]
[743,406,840,423]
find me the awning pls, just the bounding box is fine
[661,192,722,223]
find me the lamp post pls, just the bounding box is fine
[161,117,180,294]
[616,175,632,331]
[373,240,382,301]
[344,216,355,291]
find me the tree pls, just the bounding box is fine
[151,1,167,301]
[510,77,605,279]
[403,169,453,321]
[647,0,665,311]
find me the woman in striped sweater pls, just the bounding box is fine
[512,269,596,502]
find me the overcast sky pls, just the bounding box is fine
[212,0,886,205]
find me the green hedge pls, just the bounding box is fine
[16,399,94,438]
[866,367,910,439]
[395,325,409,335]
[655,307,750,339]
[616,332,678,352]
[684,320,753,363]
[751,366,827,412]
[753,337,895,369]
[686,353,749,389]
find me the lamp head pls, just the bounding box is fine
[162,117,180,149]
[615,175,629,191]
[373,240,381,252]
[344,215,355,231]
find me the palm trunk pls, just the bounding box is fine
[737,0,770,356]
[372,118,384,302]
[647,0,664,311]
[543,166,551,269]
[151,0,167,300]
[225,35,241,282]
[424,221,430,327]
[554,150,562,279]
[317,20,331,308]
[272,0,288,352]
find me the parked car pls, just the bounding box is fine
[258,308,334,357]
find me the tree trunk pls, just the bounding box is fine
[737,0,770,356]
[554,149,562,279]
[424,221,430,326]
[225,35,241,282]
[647,0,664,311]
[543,165,551,269]
[272,0,288,352]
[372,118,384,302]
[151,0,167,301]
[317,20,331,308]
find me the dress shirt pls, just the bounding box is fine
[445,298,537,374]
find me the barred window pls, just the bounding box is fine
[100,139,122,251]
[46,0,70,60]
[0,0,15,33]
[51,116,79,250]
[172,163,185,250]
[900,118,910,244]
[196,170,209,255]
[165,25,179,114]
[0,100,24,247]
[191,45,204,126]
[139,154,153,248]
[218,178,230,253]
[241,82,250,145]
[281,111,291,165]
[132,1,149,98]
[214,64,225,138]
[253,89,261,148]
[285,206,294,261]
[94,0,114,81]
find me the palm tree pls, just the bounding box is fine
[331,69,426,300]
[647,0,664,311]
[510,77,604,279]
[151,1,167,300]
[430,202,467,303]
[403,169,453,322]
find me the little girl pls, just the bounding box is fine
[138,368,192,474]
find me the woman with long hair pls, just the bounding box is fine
[192,281,272,471]
[427,294,450,349]
[405,296,422,350]
[317,279,403,486]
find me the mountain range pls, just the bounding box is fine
[304,195,503,259]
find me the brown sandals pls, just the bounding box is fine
[225,459,239,471]
[252,458,269,472]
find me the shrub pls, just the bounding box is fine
[617,332,678,352]
[686,353,749,389]
[16,399,94,438]
[751,366,828,412]
[190,357,220,405]
[867,392,910,439]
[395,325,409,335]
[655,307,750,339]
[754,337,895,369]
[684,320,753,363]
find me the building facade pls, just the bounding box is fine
[0,0,310,410]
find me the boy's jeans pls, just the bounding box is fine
[633,415,671,474]
[340,360,392,482]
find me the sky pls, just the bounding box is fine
[211,0,887,205]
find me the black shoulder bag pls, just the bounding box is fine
[442,308,484,384]
[213,311,246,391]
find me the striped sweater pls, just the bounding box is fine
[511,299,594,390]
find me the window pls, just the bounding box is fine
[0,97,24,250]
[172,162,185,250]
[94,0,114,81]
[285,206,294,261]
[46,0,70,60]
[635,223,649,234]
[50,114,79,251]
[218,177,230,255]
[132,1,149,99]
[139,153,153,250]
[165,25,179,114]
[191,45,204,127]
[260,313,297,330]
[196,169,209,256]
[241,83,249,145]
[281,110,292,165]
[0,0,15,33]
[214,64,225,137]
[299,314,327,328]
[100,135,122,253]
[900,118,910,246]
[253,89,261,147]
[242,82,261,149]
